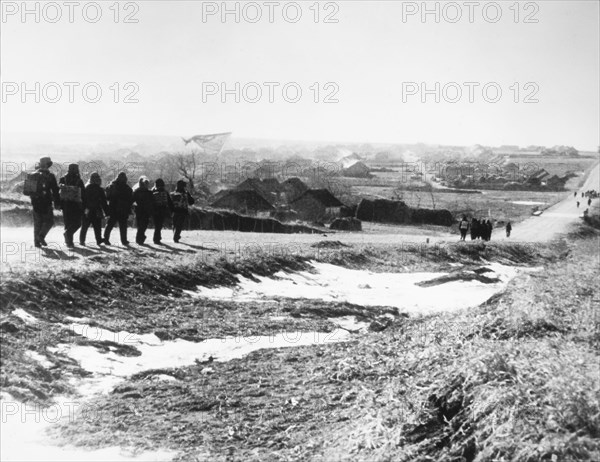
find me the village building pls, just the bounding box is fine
[527,168,551,186]
[235,177,281,204]
[290,189,344,222]
[211,190,275,218]
[545,175,567,190]
[280,177,309,203]
[340,159,372,178]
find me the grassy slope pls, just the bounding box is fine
[1,232,598,461]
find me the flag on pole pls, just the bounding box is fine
[182,132,231,155]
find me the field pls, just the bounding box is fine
[1,225,599,461]
[334,155,598,223]
[1,159,598,461]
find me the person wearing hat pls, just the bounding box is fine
[59,163,86,248]
[80,172,109,246]
[170,179,195,243]
[29,156,61,248]
[104,171,134,246]
[132,176,154,245]
[151,178,174,245]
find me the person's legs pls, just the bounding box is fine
[153,214,164,243]
[80,214,90,245]
[91,215,103,245]
[173,213,185,242]
[64,209,82,246]
[38,209,54,244]
[136,214,149,244]
[33,210,42,246]
[118,216,129,245]
[104,215,117,244]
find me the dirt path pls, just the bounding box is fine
[497,161,600,242]
[0,223,452,272]
[1,162,598,271]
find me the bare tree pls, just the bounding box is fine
[172,150,200,191]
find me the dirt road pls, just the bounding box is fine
[1,162,598,270]
[497,161,600,242]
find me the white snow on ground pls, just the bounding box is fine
[189,261,519,315]
[4,321,349,462]
[4,261,527,462]
[328,315,371,333]
[58,326,349,395]
[25,351,54,368]
[511,201,546,205]
[0,399,176,462]
[12,308,37,323]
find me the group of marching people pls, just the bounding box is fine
[575,190,597,211]
[458,216,498,241]
[26,157,195,248]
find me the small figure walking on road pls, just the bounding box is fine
[577,201,580,208]
[506,221,512,238]
[459,215,469,241]
[588,198,592,206]
[486,219,493,241]
[581,192,584,198]
[574,191,577,197]
[470,218,479,240]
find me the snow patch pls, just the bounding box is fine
[190,261,518,315]
[12,308,37,323]
[511,201,546,205]
[25,351,53,368]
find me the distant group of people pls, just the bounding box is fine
[575,190,598,199]
[458,216,499,241]
[575,189,596,214]
[25,157,195,248]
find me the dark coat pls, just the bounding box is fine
[59,173,86,210]
[151,187,174,216]
[470,219,479,239]
[133,188,155,216]
[106,180,133,218]
[30,169,60,213]
[171,190,195,215]
[84,183,109,217]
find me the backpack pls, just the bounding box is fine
[23,171,50,197]
[153,190,169,207]
[23,172,42,196]
[460,220,469,230]
[59,184,82,203]
[171,192,188,211]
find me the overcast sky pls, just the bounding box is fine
[1,0,599,150]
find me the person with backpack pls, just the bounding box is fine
[458,215,469,241]
[132,176,154,245]
[24,157,61,248]
[59,163,86,248]
[104,171,133,246]
[171,179,195,243]
[151,178,174,245]
[505,221,512,238]
[79,172,109,246]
